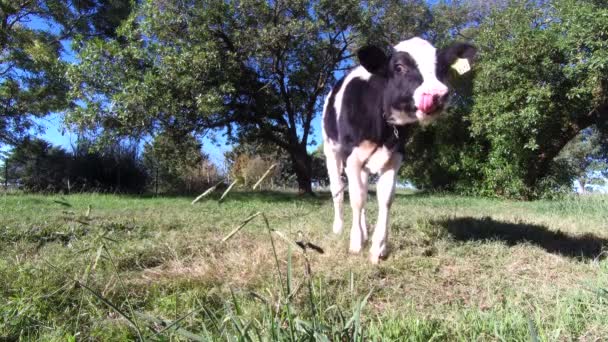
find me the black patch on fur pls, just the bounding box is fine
[326,50,427,161]
[337,76,409,160]
[358,45,389,76]
[384,52,423,118]
[436,43,477,82]
[323,77,345,141]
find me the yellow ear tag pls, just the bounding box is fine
[451,58,471,75]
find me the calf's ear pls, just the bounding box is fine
[437,43,477,78]
[357,45,388,75]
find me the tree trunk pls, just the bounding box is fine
[4,159,8,189]
[155,167,159,196]
[290,146,313,194]
[578,178,587,194]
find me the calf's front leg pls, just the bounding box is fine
[370,154,402,264]
[345,155,367,254]
[324,144,344,234]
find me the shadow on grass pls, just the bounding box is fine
[436,217,608,260]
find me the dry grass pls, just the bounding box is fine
[1,191,608,340]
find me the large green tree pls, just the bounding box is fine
[402,0,608,198]
[0,0,133,145]
[1,1,67,145]
[67,0,437,193]
[471,0,608,198]
[142,130,211,194]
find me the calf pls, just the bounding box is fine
[322,37,475,263]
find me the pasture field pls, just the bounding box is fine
[1,190,608,340]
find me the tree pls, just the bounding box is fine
[0,0,134,146]
[402,0,608,198]
[0,150,7,188]
[5,138,70,191]
[554,127,608,193]
[5,137,148,192]
[0,1,68,145]
[68,0,442,193]
[142,131,216,194]
[470,0,608,198]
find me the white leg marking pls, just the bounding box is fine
[346,154,366,254]
[324,144,344,234]
[360,169,369,242]
[370,153,403,264]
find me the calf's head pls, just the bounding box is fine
[358,37,476,125]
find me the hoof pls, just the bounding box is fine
[332,221,343,235]
[349,244,362,254]
[369,244,387,264]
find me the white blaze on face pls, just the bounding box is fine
[393,37,448,120]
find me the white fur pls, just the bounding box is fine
[394,37,448,112]
[345,152,366,253]
[369,153,402,264]
[324,142,344,234]
[321,93,331,142]
[393,37,437,80]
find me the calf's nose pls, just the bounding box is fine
[419,84,448,114]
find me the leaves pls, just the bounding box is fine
[403,0,608,199]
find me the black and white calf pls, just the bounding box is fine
[322,37,476,263]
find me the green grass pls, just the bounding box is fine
[1,190,608,340]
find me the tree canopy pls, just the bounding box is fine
[0,0,133,145]
[401,0,608,198]
[67,0,454,193]
[0,0,605,197]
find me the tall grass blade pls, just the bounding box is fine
[201,306,223,336]
[43,259,144,340]
[272,230,303,253]
[135,312,207,341]
[91,244,103,271]
[221,212,262,242]
[230,287,243,316]
[218,179,239,203]
[252,163,277,190]
[287,246,293,296]
[154,305,207,336]
[103,244,142,340]
[260,214,284,295]
[260,213,295,341]
[80,278,144,340]
[345,288,374,340]
[191,179,224,204]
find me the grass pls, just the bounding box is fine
[1,190,608,340]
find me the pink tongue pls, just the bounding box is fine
[419,94,435,113]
